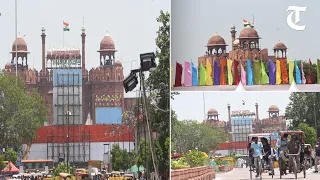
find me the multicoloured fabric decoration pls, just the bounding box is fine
[240,62,246,85]
[247,60,253,85]
[214,60,220,85]
[276,60,281,85]
[206,59,213,85]
[199,62,206,86]
[184,62,192,86]
[191,62,198,86]
[269,59,276,85]
[227,59,233,85]
[295,61,302,84]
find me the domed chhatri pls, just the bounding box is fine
[99,32,117,52]
[12,36,28,52]
[207,33,227,46]
[268,105,279,112]
[207,107,219,115]
[274,41,287,50]
[239,26,259,39]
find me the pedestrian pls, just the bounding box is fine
[315,138,320,173]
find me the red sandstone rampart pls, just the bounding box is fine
[171,166,216,180]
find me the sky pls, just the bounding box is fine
[0,0,170,97]
[171,92,291,122]
[171,0,319,80]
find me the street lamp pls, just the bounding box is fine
[116,125,120,146]
[66,110,72,167]
[122,125,125,150]
[140,52,156,71]
[123,52,159,180]
[123,72,138,93]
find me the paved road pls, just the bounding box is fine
[215,167,320,180]
[172,84,320,92]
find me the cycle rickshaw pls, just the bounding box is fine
[278,131,306,179]
[303,144,312,170]
[248,133,275,179]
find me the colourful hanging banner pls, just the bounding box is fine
[227,59,233,85]
[240,62,247,85]
[301,61,306,84]
[253,60,262,85]
[247,60,253,85]
[174,62,183,87]
[269,59,276,85]
[317,59,320,84]
[234,60,240,85]
[191,62,198,86]
[295,61,302,84]
[288,60,294,84]
[308,59,313,84]
[214,60,220,85]
[276,60,281,85]
[199,62,206,85]
[184,61,192,86]
[206,59,213,85]
[261,61,269,84]
[280,59,288,84]
[220,58,227,85]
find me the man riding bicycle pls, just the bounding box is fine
[276,133,288,175]
[250,136,264,178]
[287,134,301,173]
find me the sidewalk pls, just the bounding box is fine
[215,167,320,180]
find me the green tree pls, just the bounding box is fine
[0,154,5,170]
[292,123,316,147]
[146,10,170,178]
[121,149,131,171]
[286,92,320,129]
[0,76,48,151]
[110,144,123,171]
[136,139,152,171]
[187,150,207,167]
[5,148,18,164]
[173,120,227,154]
[52,162,75,177]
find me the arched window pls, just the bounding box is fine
[250,41,255,49]
[242,41,247,49]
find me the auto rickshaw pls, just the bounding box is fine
[247,133,274,179]
[278,130,306,179]
[58,173,74,180]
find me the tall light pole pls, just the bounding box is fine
[15,0,18,81]
[66,110,71,167]
[314,95,318,139]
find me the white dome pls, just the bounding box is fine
[233,39,240,45]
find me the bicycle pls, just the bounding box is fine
[287,153,300,179]
[250,156,263,179]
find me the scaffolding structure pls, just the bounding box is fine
[45,49,90,166]
[230,111,254,155]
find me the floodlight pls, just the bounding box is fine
[123,72,138,93]
[140,52,156,71]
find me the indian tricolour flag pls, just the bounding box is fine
[63,21,70,31]
[243,19,254,28]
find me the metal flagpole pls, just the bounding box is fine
[15,0,18,83]
[252,15,254,25]
[203,92,206,120]
[63,21,64,48]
